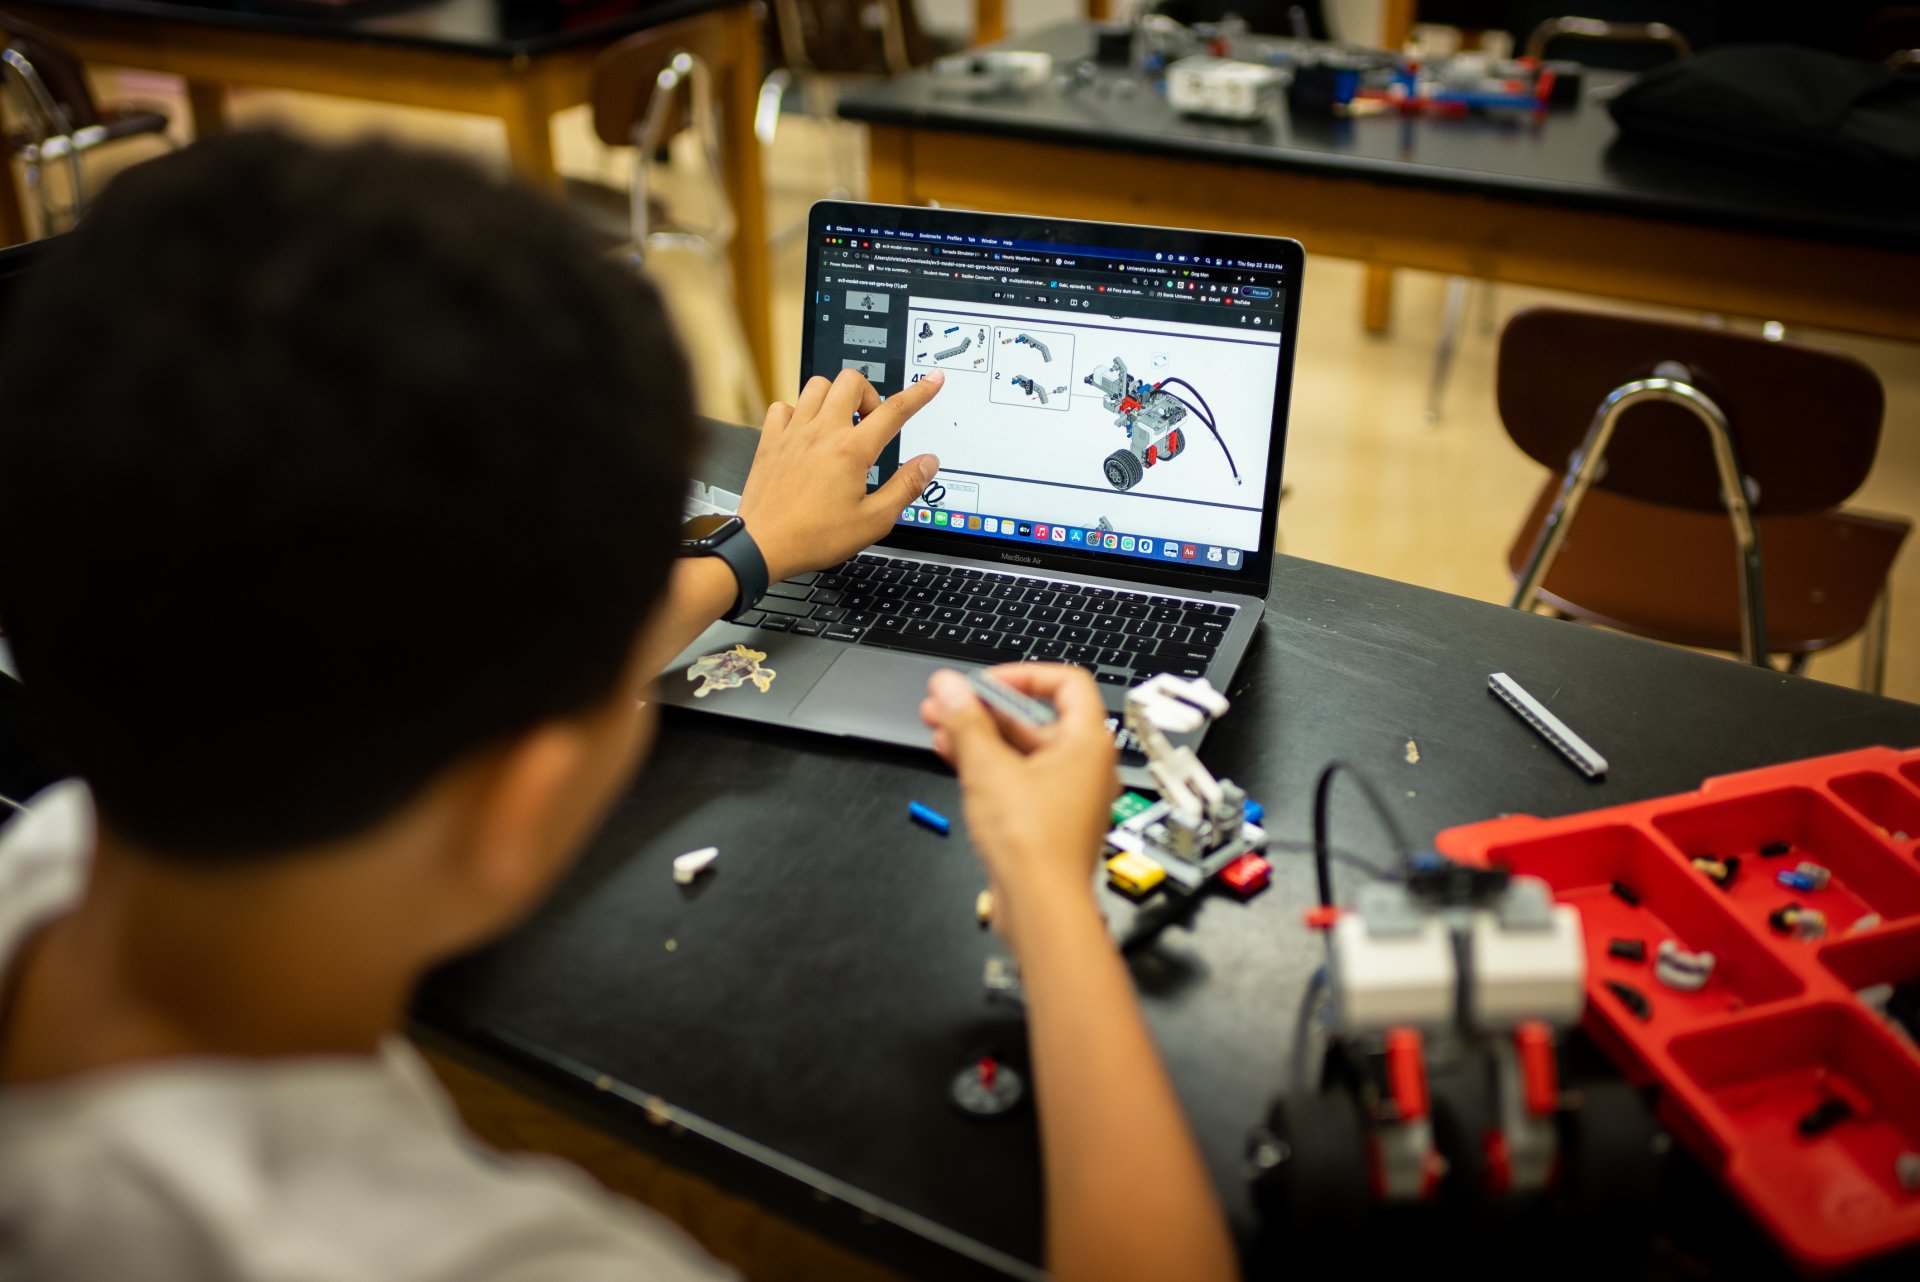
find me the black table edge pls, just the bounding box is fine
[407,1009,1049,1282]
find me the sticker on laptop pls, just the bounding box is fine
[686,644,777,698]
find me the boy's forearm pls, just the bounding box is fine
[1013,896,1239,1282]
[641,558,738,676]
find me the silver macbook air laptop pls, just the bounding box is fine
[659,201,1304,779]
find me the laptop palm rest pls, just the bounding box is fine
[790,647,947,747]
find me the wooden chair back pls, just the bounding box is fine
[1497,307,1885,517]
[589,14,728,148]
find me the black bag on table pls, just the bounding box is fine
[1606,45,1920,189]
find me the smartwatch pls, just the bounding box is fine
[679,514,769,621]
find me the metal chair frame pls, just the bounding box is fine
[1,36,175,236]
[627,51,765,414]
[1522,17,1693,62]
[1509,362,1770,666]
[1,43,86,234]
[757,0,918,222]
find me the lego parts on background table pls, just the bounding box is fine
[1438,746,1920,1275]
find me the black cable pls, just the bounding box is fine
[1159,384,1215,429]
[1264,837,1397,883]
[1311,760,1415,909]
[1157,377,1241,482]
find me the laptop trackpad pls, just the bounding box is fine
[791,648,955,746]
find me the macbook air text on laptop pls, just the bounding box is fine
[659,201,1304,778]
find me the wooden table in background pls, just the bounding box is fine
[0,0,775,393]
[972,0,1110,46]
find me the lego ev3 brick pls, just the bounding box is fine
[1468,900,1586,1027]
[1330,910,1456,1032]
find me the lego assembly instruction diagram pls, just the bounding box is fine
[899,301,1280,550]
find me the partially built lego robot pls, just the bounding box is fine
[1085,356,1242,493]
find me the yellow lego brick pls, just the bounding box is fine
[1106,850,1167,897]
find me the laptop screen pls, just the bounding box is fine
[800,201,1302,594]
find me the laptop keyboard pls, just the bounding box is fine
[733,553,1236,685]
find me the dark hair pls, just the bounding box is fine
[0,133,697,857]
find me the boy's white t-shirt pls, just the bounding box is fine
[0,782,735,1282]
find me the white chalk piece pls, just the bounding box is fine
[672,846,719,885]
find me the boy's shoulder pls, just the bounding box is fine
[0,786,732,1282]
[1,1040,733,1281]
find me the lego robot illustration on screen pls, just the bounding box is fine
[1085,357,1242,493]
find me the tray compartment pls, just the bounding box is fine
[1484,824,1803,1036]
[1831,771,1920,851]
[1654,787,1920,936]
[1820,921,1920,1047]
[1666,1003,1920,1271]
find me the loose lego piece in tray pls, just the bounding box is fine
[1797,1097,1855,1138]
[1654,940,1715,992]
[1608,937,1647,963]
[1691,854,1740,888]
[1768,903,1828,940]
[1777,861,1832,892]
[1605,978,1653,1021]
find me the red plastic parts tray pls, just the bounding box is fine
[1437,746,1920,1275]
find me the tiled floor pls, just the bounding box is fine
[71,70,1920,705]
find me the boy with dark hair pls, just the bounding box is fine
[0,134,1234,1282]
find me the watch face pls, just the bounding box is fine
[682,514,741,548]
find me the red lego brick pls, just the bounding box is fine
[1219,852,1270,897]
[1515,1021,1559,1117]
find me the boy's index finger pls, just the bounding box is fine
[854,372,943,456]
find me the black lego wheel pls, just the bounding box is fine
[1250,1092,1371,1239]
[1103,447,1144,491]
[1556,1079,1664,1268]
